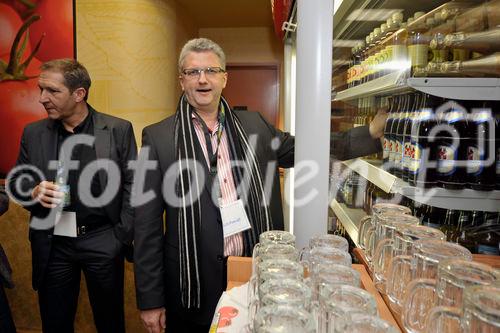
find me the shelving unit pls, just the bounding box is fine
[333,75,500,102]
[407,77,500,101]
[330,199,367,247]
[333,71,409,101]
[341,158,500,212]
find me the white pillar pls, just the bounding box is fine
[294,0,333,248]
[283,39,295,232]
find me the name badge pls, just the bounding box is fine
[53,211,77,237]
[220,199,251,238]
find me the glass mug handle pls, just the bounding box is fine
[424,305,462,333]
[372,238,394,279]
[364,224,376,261]
[386,254,412,308]
[251,243,262,275]
[401,278,437,333]
[358,215,373,249]
[299,247,311,277]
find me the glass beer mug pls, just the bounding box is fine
[425,284,500,333]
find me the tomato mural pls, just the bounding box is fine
[0,0,74,176]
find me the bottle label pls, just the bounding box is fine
[393,45,408,61]
[394,140,403,165]
[437,145,457,175]
[389,139,397,162]
[467,146,483,175]
[477,244,500,256]
[383,138,390,159]
[403,141,412,170]
[409,142,421,174]
[409,44,429,68]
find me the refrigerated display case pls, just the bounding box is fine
[283,0,500,253]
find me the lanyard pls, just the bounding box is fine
[193,105,226,176]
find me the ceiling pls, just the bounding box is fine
[176,0,274,28]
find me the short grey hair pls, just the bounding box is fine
[178,38,226,73]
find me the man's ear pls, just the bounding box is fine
[73,87,87,102]
[179,76,185,91]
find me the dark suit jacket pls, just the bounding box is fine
[134,110,381,325]
[10,106,137,290]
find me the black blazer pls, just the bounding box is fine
[133,110,381,324]
[10,106,137,290]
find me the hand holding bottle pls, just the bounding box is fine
[369,108,389,139]
[31,181,64,208]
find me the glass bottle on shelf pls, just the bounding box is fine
[409,95,440,188]
[436,102,469,190]
[408,12,430,76]
[466,103,496,191]
[443,27,500,55]
[394,93,412,178]
[453,210,472,244]
[441,209,460,241]
[383,96,396,168]
[388,94,404,176]
[472,212,500,255]
[402,92,423,182]
[439,52,500,76]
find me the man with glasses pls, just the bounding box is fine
[134,38,385,333]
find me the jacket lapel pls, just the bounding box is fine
[92,110,111,189]
[41,120,58,181]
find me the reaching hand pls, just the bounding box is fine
[140,307,166,333]
[369,109,388,139]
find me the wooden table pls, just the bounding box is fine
[226,256,403,332]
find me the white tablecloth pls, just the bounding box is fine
[209,282,250,332]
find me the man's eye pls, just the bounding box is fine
[206,68,217,74]
[185,69,199,76]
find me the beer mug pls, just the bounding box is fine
[358,203,411,260]
[252,242,299,275]
[309,263,361,300]
[253,304,315,333]
[398,240,472,333]
[248,278,311,327]
[259,230,296,245]
[425,285,500,333]
[248,258,303,302]
[334,313,399,333]
[402,259,499,333]
[301,246,352,276]
[385,227,447,313]
[372,222,443,294]
[308,234,349,252]
[318,285,377,333]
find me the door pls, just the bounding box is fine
[223,64,279,126]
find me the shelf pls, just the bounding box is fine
[330,199,367,247]
[333,71,408,101]
[333,76,500,102]
[342,158,500,212]
[342,159,398,193]
[407,78,500,101]
[395,182,500,212]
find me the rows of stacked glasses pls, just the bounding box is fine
[247,230,399,333]
[356,202,500,333]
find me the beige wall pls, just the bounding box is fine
[76,0,198,146]
[199,27,285,128]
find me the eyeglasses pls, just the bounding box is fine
[181,67,226,79]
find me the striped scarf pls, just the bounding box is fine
[175,94,273,308]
